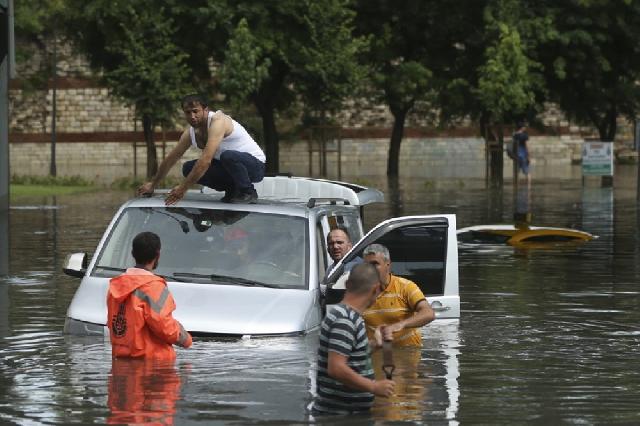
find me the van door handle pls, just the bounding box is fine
[430,301,450,312]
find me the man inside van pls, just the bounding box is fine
[325,227,362,276]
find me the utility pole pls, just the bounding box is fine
[0,0,12,211]
[1,0,14,276]
[50,30,57,176]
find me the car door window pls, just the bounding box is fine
[371,225,447,296]
[329,218,451,297]
[326,214,363,242]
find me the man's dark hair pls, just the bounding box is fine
[328,226,352,242]
[181,93,208,109]
[346,263,380,295]
[131,232,161,264]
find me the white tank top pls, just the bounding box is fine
[190,111,266,162]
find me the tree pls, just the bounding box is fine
[176,0,365,174]
[476,1,541,185]
[354,0,435,176]
[13,0,66,176]
[63,0,190,178]
[427,0,545,186]
[537,0,640,141]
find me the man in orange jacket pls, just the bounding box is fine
[107,232,192,359]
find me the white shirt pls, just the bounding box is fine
[190,111,266,162]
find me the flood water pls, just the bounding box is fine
[1,166,640,424]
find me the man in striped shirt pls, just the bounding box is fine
[313,263,395,415]
[362,244,435,347]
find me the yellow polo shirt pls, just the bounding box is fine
[362,274,426,347]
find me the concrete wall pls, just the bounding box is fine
[9,134,585,183]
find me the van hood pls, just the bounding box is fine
[66,277,320,336]
[172,284,319,335]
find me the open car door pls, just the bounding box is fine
[324,215,460,319]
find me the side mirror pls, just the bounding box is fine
[63,253,88,278]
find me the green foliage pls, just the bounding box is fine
[193,0,368,170]
[10,185,98,198]
[293,0,368,117]
[10,174,93,186]
[377,61,433,114]
[355,0,435,115]
[13,0,65,41]
[18,0,640,174]
[224,0,367,117]
[12,0,66,93]
[64,1,190,125]
[477,23,537,122]
[536,0,640,140]
[219,19,271,110]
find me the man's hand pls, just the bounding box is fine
[165,185,187,205]
[382,322,403,341]
[137,181,155,197]
[371,326,384,349]
[372,379,395,397]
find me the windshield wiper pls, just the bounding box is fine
[94,265,126,273]
[94,265,187,282]
[172,272,279,288]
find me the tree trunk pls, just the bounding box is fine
[258,104,279,174]
[602,106,617,141]
[591,105,617,142]
[487,123,504,188]
[253,71,287,175]
[142,113,158,178]
[387,107,409,177]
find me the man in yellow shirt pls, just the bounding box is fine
[362,244,435,346]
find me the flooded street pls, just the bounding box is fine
[1,166,640,424]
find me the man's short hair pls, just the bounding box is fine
[131,232,161,264]
[327,226,352,242]
[181,93,208,109]
[346,263,380,295]
[363,243,390,262]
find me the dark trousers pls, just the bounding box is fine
[182,150,265,194]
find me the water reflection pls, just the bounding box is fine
[0,208,8,276]
[371,320,460,423]
[108,359,183,425]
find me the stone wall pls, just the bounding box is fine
[10,88,138,133]
[9,40,635,141]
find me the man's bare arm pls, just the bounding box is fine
[181,114,227,187]
[383,299,435,339]
[137,131,191,196]
[327,351,394,397]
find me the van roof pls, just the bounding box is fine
[202,176,385,207]
[122,176,385,214]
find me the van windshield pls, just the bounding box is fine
[93,207,308,289]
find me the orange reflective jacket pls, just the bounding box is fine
[107,269,192,359]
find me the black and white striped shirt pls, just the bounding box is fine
[313,303,374,414]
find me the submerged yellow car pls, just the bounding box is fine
[457,224,596,249]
